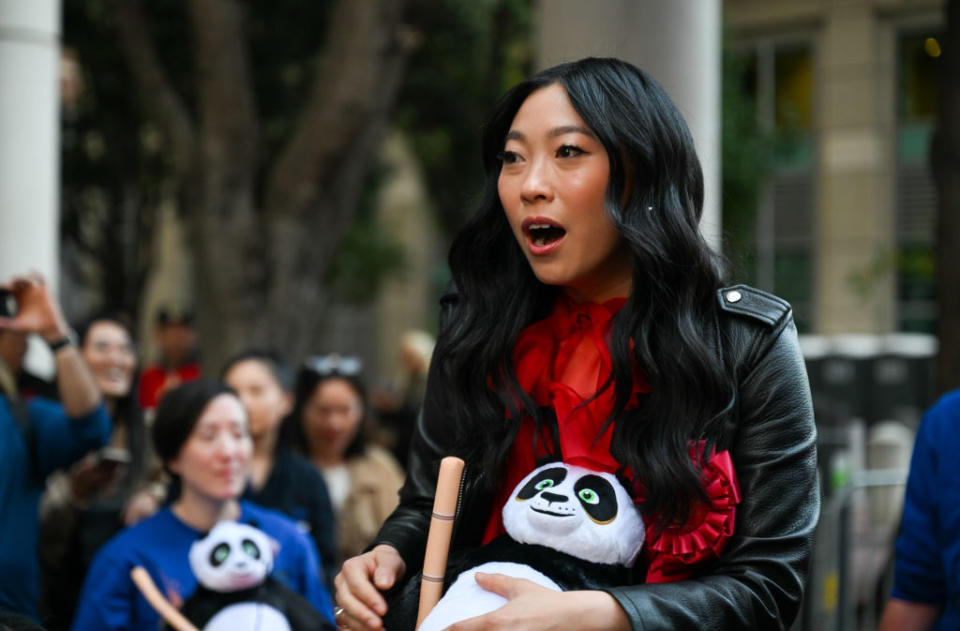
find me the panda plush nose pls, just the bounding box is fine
[540,492,568,504]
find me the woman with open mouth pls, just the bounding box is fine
[334,57,818,631]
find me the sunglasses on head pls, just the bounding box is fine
[304,354,363,377]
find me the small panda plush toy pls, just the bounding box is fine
[174,521,333,631]
[385,461,646,631]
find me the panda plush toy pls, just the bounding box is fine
[384,461,646,631]
[172,521,334,631]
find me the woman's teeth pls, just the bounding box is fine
[529,224,565,246]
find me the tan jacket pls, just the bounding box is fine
[338,445,405,561]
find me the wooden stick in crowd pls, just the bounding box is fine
[130,567,201,631]
[415,456,466,630]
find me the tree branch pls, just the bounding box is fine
[188,0,259,182]
[263,0,412,218]
[111,0,196,179]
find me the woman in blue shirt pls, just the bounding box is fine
[71,379,335,630]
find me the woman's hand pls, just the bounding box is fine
[0,274,70,341]
[334,544,406,630]
[447,573,632,631]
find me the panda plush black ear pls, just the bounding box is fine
[533,454,563,469]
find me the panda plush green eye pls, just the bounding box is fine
[211,543,231,567]
[578,489,599,504]
[516,466,569,500]
[242,539,261,560]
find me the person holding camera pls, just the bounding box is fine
[0,274,110,621]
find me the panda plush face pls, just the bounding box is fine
[189,521,275,592]
[502,462,645,567]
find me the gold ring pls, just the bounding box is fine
[334,606,345,621]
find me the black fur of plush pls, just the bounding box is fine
[169,577,335,631]
[383,535,632,631]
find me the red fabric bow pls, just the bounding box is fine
[482,295,649,543]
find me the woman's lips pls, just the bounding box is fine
[522,217,567,255]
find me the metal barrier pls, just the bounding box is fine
[799,468,908,631]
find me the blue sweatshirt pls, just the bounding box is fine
[0,396,111,618]
[891,390,960,629]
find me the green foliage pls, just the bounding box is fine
[324,162,406,304]
[324,216,407,305]
[846,247,936,302]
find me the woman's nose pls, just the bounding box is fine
[215,433,244,458]
[520,158,553,204]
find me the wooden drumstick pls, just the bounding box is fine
[130,566,201,631]
[416,456,465,630]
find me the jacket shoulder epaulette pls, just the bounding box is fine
[716,284,791,327]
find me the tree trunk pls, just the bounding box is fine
[933,0,960,394]
[114,0,412,371]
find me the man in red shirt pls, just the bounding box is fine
[138,308,201,409]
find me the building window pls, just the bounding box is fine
[724,40,815,331]
[895,30,940,333]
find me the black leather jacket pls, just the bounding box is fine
[371,284,820,630]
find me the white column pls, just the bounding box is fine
[0,0,61,376]
[536,0,722,250]
[0,0,60,282]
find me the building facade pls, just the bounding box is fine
[725,0,944,335]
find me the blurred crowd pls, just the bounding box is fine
[0,273,433,631]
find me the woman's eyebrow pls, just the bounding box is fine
[548,125,596,139]
[504,125,596,143]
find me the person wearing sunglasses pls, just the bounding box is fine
[221,349,338,589]
[284,355,405,564]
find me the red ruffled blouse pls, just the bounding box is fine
[481,294,741,583]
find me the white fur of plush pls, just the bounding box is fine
[417,562,560,631]
[501,462,645,567]
[189,521,274,592]
[201,603,292,631]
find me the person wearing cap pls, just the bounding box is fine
[0,274,110,620]
[137,308,202,409]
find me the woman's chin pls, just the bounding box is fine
[99,383,132,399]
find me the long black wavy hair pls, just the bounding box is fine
[437,57,733,528]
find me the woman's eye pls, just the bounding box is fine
[535,479,554,491]
[499,150,521,165]
[556,145,584,158]
[578,489,599,504]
